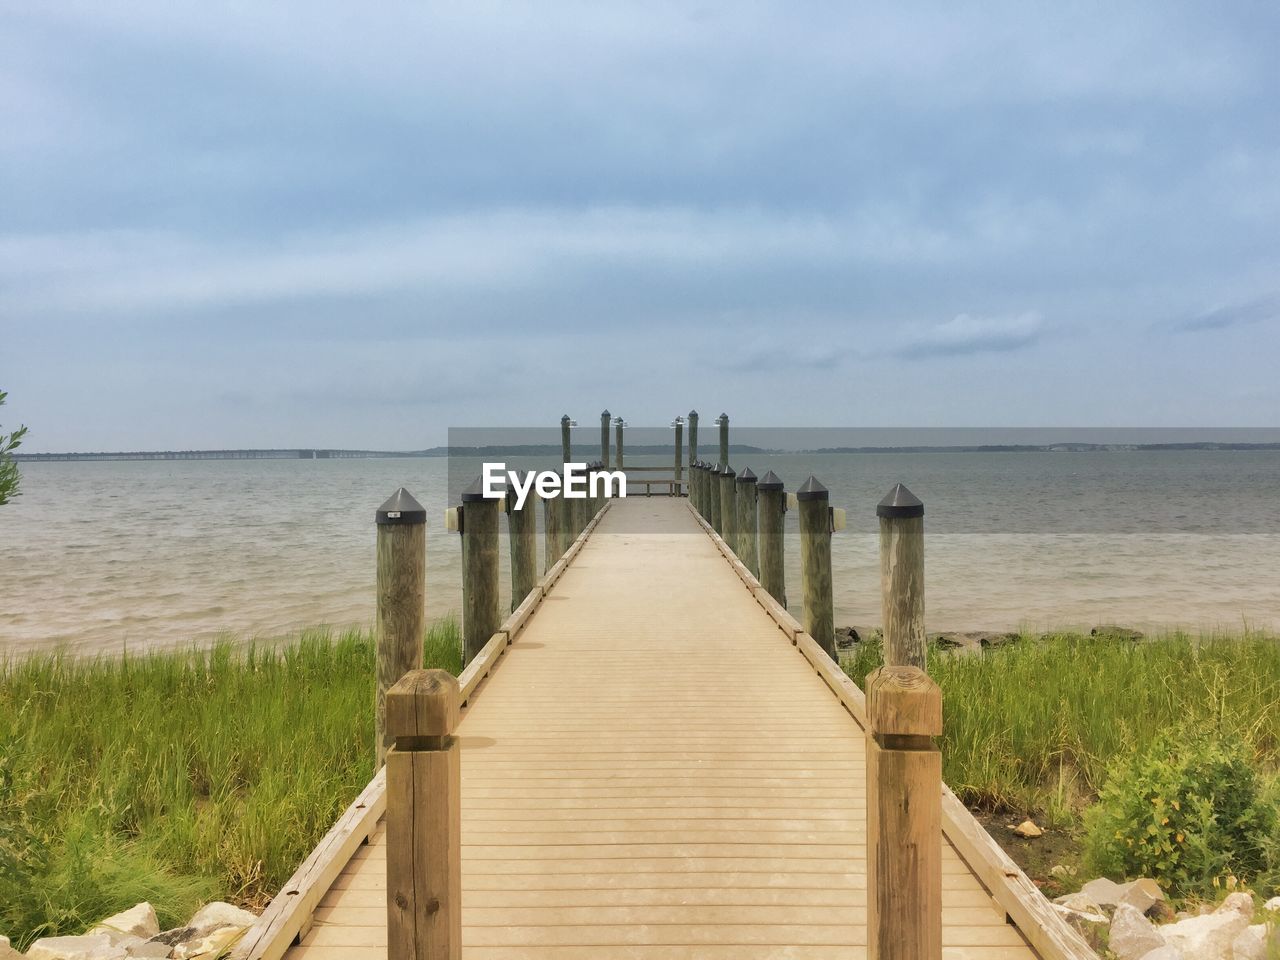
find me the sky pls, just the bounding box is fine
[2,1,1279,451]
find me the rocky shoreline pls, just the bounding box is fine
[835,623,1150,655]
[1054,882,1279,960]
[1,902,258,960]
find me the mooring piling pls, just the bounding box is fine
[757,470,786,606]
[505,470,537,613]
[459,478,500,666]
[374,487,427,769]
[735,467,759,578]
[797,475,834,658]
[878,483,927,670]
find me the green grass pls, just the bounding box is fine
[844,629,1280,900]
[0,617,461,950]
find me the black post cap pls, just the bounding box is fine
[757,470,783,491]
[796,475,829,501]
[876,483,924,519]
[736,467,757,484]
[376,487,426,525]
[689,409,698,417]
[561,414,571,423]
[722,465,736,479]
[461,476,497,503]
[601,409,610,417]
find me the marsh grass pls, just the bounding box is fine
[0,617,461,950]
[843,629,1280,823]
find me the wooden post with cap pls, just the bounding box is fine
[506,470,537,612]
[719,464,737,552]
[459,477,500,666]
[866,665,942,960]
[708,464,722,535]
[757,471,786,605]
[375,488,426,769]
[385,669,462,960]
[797,475,834,657]
[687,410,699,478]
[735,467,759,577]
[673,418,684,496]
[878,483,927,669]
[600,410,611,467]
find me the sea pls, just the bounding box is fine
[2,450,1279,655]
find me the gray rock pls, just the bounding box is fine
[147,928,195,948]
[90,903,160,943]
[1081,876,1166,915]
[125,943,172,959]
[25,934,120,960]
[186,902,257,937]
[930,632,985,656]
[1054,891,1107,922]
[1216,892,1255,918]
[1231,925,1270,960]
[1109,903,1167,960]
[171,927,245,960]
[1161,910,1250,960]
[1091,625,1145,641]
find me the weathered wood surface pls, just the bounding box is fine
[279,498,1050,960]
[375,516,425,769]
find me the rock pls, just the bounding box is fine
[1081,877,1167,915]
[1109,903,1167,960]
[930,632,985,655]
[1216,892,1255,918]
[1091,625,1144,641]
[171,926,245,960]
[0,934,23,960]
[835,626,860,649]
[1160,909,1250,960]
[1232,925,1270,960]
[1265,896,1280,913]
[186,902,257,937]
[1052,891,1108,925]
[90,903,160,943]
[1012,819,1043,838]
[126,943,172,959]
[25,934,120,960]
[148,928,196,948]
[1135,947,1182,960]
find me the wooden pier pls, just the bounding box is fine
[233,449,1094,960]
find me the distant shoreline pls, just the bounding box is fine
[15,441,1280,462]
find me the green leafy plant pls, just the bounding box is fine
[1083,730,1278,899]
[0,388,28,505]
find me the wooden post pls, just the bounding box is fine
[878,483,927,669]
[542,482,558,570]
[708,464,722,535]
[505,470,537,612]
[460,478,500,665]
[719,465,737,551]
[687,410,698,473]
[375,488,426,769]
[717,412,729,467]
[615,419,624,470]
[695,461,707,516]
[866,666,942,960]
[560,414,572,466]
[673,419,684,496]
[386,669,462,960]
[797,475,834,658]
[757,471,786,606]
[736,467,759,578]
[600,410,611,466]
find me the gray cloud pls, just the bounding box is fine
[1173,294,1280,332]
[894,313,1045,359]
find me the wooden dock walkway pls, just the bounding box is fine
[259,496,1062,960]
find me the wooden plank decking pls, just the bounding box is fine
[283,496,1040,960]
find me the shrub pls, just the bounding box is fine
[1083,730,1278,899]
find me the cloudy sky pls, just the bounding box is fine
[2,2,1278,450]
